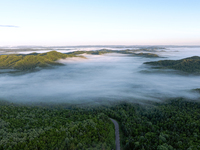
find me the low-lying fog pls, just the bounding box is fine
[1,46,200,105]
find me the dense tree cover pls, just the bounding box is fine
[101,98,200,150]
[0,51,80,71]
[0,102,115,150]
[144,56,200,73]
[1,98,200,150]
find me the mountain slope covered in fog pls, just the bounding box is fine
[145,56,200,73]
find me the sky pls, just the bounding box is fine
[0,0,200,46]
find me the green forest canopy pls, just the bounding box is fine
[0,101,115,150]
[0,98,200,150]
[144,56,200,73]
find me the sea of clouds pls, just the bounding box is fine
[0,46,200,105]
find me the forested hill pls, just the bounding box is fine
[0,98,200,149]
[69,49,159,57]
[144,56,200,73]
[0,49,159,71]
[0,51,80,71]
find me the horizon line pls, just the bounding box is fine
[1,44,200,47]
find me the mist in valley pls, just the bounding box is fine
[1,46,200,105]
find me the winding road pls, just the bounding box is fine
[110,118,120,150]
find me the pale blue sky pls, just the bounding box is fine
[0,0,200,46]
